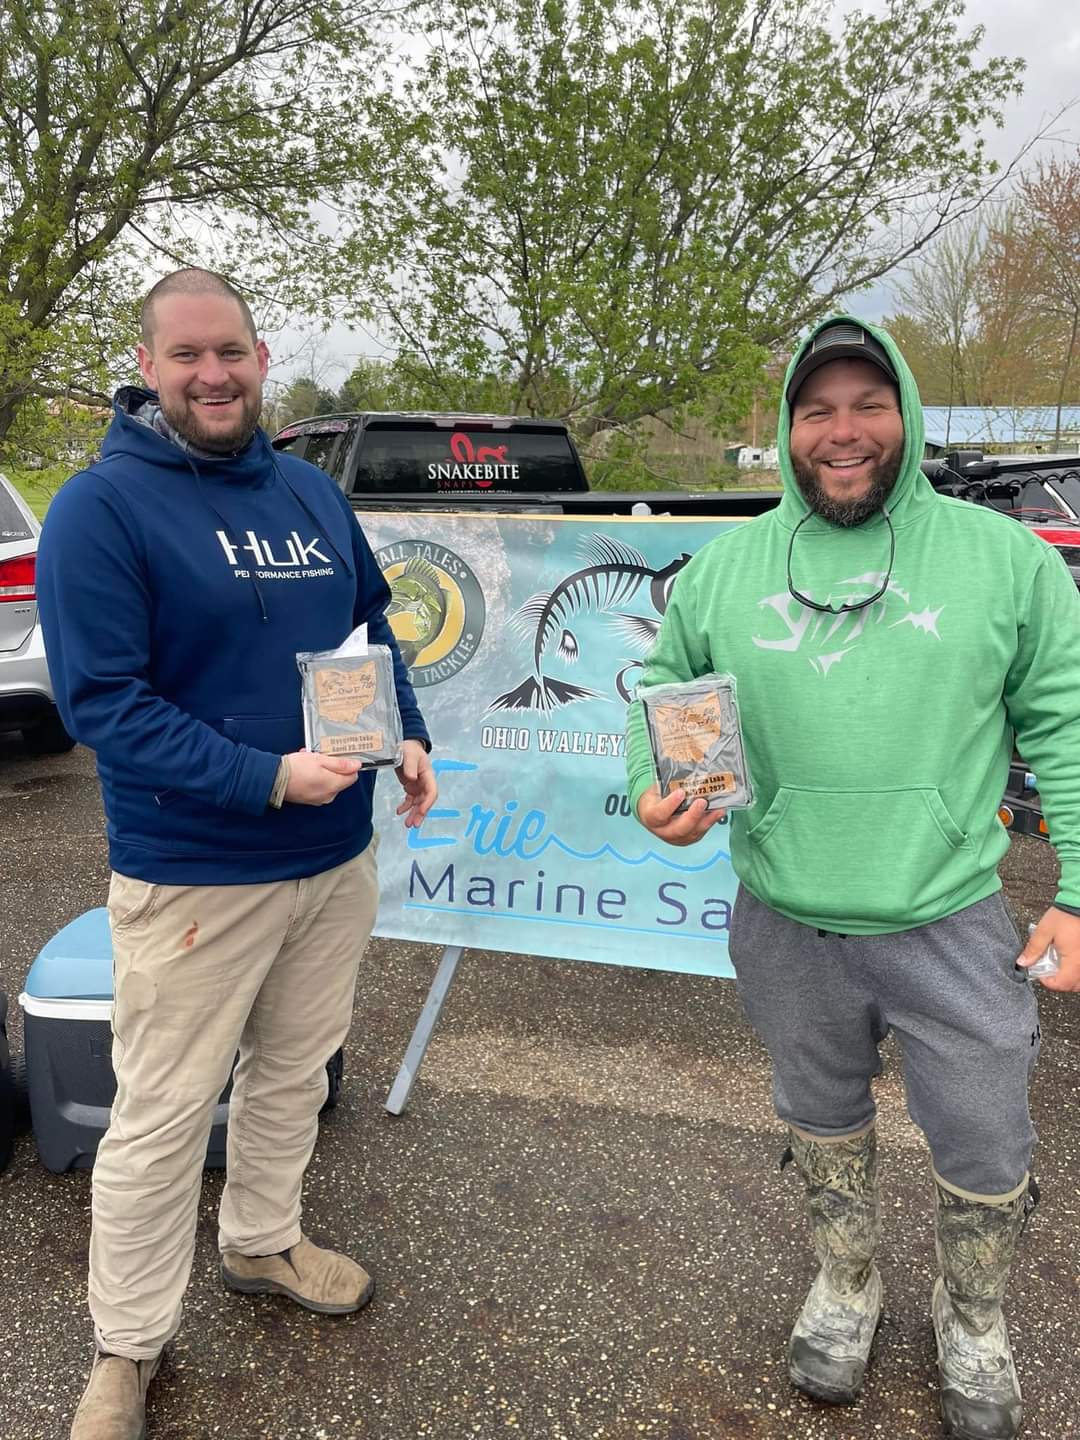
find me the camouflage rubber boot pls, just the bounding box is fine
[785,1125,883,1405]
[932,1177,1030,1440]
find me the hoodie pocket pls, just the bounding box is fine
[222,713,305,754]
[152,714,302,812]
[744,785,970,925]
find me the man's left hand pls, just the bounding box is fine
[1017,905,1080,991]
[395,740,437,829]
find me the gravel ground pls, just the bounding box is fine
[1,737,1077,1440]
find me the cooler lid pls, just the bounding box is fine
[19,994,113,1021]
[24,908,114,1000]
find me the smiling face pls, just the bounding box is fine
[789,358,905,526]
[137,292,270,454]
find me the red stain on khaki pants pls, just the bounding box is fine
[182,922,199,949]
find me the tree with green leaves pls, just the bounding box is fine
[335,358,402,415]
[264,377,342,434]
[335,354,520,415]
[361,0,1023,442]
[0,0,399,450]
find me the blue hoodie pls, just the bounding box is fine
[37,387,429,884]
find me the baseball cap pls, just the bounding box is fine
[787,322,898,406]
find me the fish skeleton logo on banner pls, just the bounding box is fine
[488,535,692,713]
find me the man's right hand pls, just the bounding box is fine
[284,749,363,806]
[636,782,725,847]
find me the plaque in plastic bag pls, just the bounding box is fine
[638,673,752,811]
[297,633,403,766]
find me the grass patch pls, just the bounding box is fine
[2,466,71,520]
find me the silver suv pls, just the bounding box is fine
[0,472,73,754]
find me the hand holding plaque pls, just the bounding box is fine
[637,674,752,812]
[297,627,403,766]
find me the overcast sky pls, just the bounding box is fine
[964,0,1080,162]
[843,0,1080,323]
[268,0,1080,388]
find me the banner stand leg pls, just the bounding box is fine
[385,945,465,1115]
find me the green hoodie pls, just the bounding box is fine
[625,315,1080,934]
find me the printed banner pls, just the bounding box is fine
[364,511,747,977]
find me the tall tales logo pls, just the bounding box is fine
[376,541,486,687]
[428,432,520,489]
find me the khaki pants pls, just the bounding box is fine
[90,846,379,1358]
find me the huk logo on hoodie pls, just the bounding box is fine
[752,573,944,677]
[216,529,334,579]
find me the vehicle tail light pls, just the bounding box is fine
[997,804,1014,828]
[0,551,36,602]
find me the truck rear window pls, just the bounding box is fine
[271,424,347,480]
[357,425,584,493]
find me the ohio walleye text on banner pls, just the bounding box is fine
[366,513,744,978]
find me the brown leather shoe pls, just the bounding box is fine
[70,1351,161,1440]
[221,1234,374,1314]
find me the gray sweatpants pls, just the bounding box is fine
[728,885,1040,1199]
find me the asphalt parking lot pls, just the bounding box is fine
[1,737,1077,1440]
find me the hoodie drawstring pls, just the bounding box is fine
[269,452,355,580]
[187,457,270,623]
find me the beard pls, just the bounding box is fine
[160,391,262,456]
[792,447,903,527]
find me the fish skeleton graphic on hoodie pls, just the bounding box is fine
[625,316,1080,934]
[37,387,429,884]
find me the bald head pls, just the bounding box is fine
[141,268,257,350]
[136,271,269,454]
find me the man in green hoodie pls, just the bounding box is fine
[625,318,1080,1440]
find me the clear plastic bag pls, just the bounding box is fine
[1024,924,1061,981]
[297,625,403,767]
[637,672,753,811]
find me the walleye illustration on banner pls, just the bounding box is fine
[365,512,745,978]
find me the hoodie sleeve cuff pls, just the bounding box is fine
[233,747,286,817]
[268,757,291,809]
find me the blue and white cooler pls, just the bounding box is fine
[18,908,229,1173]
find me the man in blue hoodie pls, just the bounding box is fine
[37,268,436,1440]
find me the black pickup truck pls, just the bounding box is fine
[269,410,779,517]
[271,411,589,497]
